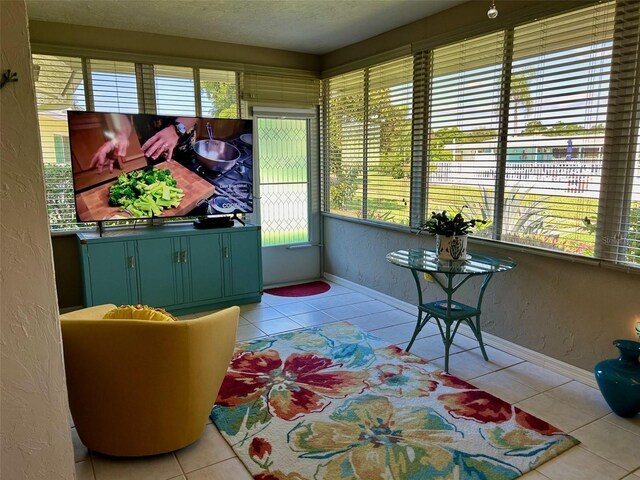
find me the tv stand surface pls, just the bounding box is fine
[77,224,262,315]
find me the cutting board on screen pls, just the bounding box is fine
[75,161,215,221]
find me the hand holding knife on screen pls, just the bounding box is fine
[90,114,131,174]
[140,117,197,162]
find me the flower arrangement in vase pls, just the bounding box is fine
[418,208,487,260]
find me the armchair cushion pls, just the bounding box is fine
[103,304,177,322]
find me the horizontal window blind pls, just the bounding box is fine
[200,68,238,118]
[33,54,86,231]
[326,70,365,218]
[426,32,504,239]
[325,58,413,224]
[598,0,640,264]
[90,59,138,114]
[241,73,320,109]
[154,65,196,115]
[630,151,640,263]
[33,53,241,231]
[504,2,616,256]
[366,57,413,225]
[321,0,639,268]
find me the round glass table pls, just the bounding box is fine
[386,248,516,372]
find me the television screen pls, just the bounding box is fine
[67,111,253,222]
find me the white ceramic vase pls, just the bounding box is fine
[435,234,468,260]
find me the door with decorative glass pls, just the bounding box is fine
[254,110,320,285]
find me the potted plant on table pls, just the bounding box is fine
[418,208,487,260]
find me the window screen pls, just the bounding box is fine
[326,57,413,225]
[327,70,365,218]
[598,0,640,265]
[322,0,640,268]
[503,3,616,256]
[630,146,640,264]
[90,59,138,114]
[154,65,196,116]
[33,54,86,231]
[366,58,413,224]
[33,54,241,231]
[200,68,238,118]
[426,33,504,239]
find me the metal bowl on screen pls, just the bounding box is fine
[194,139,241,173]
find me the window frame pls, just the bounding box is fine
[324,57,414,224]
[321,0,640,271]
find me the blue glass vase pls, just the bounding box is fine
[594,340,640,418]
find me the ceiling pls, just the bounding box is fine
[26,0,467,55]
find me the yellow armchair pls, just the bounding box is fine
[60,305,239,456]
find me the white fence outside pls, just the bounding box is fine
[430,160,640,201]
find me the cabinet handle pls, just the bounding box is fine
[175,251,182,263]
[182,251,188,263]
[128,256,135,269]
[223,246,229,258]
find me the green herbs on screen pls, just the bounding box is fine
[108,166,184,218]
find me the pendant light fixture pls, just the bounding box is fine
[487,0,498,19]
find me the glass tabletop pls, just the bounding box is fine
[386,248,516,274]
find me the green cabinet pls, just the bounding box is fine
[136,237,179,307]
[81,241,139,306]
[78,225,262,314]
[224,229,262,297]
[181,233,225,304]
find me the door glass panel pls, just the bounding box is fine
[257,118,309,246]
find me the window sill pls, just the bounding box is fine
[50,227,92,238]
[321,212,640,276]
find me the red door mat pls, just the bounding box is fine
[264,281,331,297]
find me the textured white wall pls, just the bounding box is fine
[323,216,640,371]
[0,1,75,478]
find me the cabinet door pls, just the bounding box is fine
[225,230,262,296]
[136,237,178,307]
[86,241,138,305]
[185,233,224,303]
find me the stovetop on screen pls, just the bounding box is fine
[181,137,253,214]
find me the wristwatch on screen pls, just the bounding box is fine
[173,121,188,137]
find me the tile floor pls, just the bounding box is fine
[74,281,640,480]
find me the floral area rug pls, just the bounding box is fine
[210,321,578,480]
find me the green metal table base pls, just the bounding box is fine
[405,269,494,372]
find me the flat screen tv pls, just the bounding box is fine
[67,111,253,222]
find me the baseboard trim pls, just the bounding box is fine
[323,273,597,388]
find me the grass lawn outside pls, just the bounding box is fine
[262,228,308,247]
[330,179,639,261]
